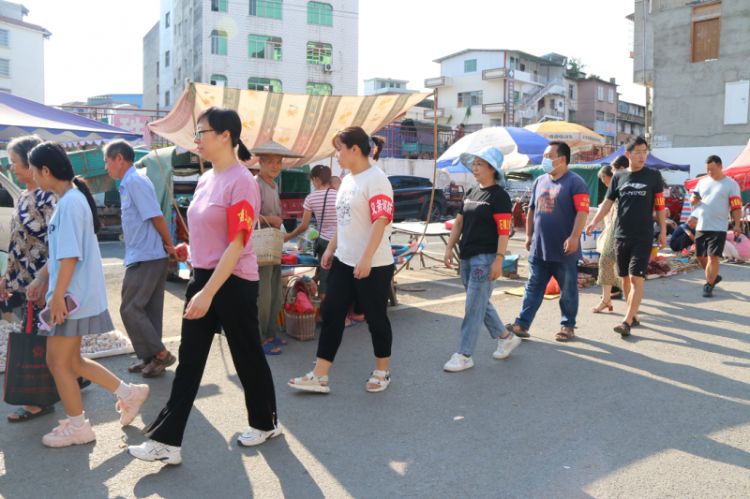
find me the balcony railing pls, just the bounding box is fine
[533,106,565,123]
[424,76,452,88]
[482,103,507,114]
[423,108,445,119]
[513,70,547,85]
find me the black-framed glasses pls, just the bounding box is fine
[193,129,215,138]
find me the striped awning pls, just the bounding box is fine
[148,83,432,169]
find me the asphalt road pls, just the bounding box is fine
[1,235,749,498]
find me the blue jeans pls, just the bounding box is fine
[515,257,579,330]
[459,254,506,356]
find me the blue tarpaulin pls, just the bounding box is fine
[580,145,689,171]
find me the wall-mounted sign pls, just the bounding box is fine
[507,70,515,126]
[594,120,617,137]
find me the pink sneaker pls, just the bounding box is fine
[116,383,150,426]
[42,419,96,448]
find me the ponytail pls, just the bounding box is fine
[28,142,101,234]
[72,177,101,234]
[237,139,252,162]
[371,136,386,162]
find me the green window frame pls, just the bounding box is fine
[248,77,282,93]
[210,75,227,86]
[307,2,332,26]
[211,30,227,56]
[306,42,332,65]
[248,35,282,60]
[211,0,227,12]
[306,82,332,96]
[464,59,477,72]
[249,0,282,19]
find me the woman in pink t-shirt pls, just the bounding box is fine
[289,126,396,394]
[129,107,279,465]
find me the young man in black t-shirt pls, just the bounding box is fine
[586,136,667,337]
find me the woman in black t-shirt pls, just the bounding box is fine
[443,146,520,373]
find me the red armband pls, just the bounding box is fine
[654,192,665,211]
[730,196,742,211]
[227,201,254,246]
[572,193,590,213]
[369,194,394,223]
[493,213,512,236]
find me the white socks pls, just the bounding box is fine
[68,412,86,428]
[114,381,132,400]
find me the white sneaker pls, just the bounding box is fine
[493,333,521,360]
[237,425,283,447]
[128,440,182,465]
[116,383,150,426]
[443,353,474,372]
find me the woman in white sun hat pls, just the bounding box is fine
[443,146,520,372]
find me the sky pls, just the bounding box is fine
[22,0,644,107]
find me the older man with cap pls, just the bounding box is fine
[251,140,305,354]
[442,146,518,372]
[505,140,590,342]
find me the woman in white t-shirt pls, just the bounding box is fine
[284,165,337,301]
[289,126,395,394]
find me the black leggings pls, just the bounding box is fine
[317,258,394,362]
[142,269,277,447]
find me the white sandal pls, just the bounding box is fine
[366,370,391,393]
[288,371,330,393]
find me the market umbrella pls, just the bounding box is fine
[524,121,606,148]
[436,126,550,173]
[0,92,143,146]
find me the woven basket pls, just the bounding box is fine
[284,309,317,341]
[252,215,284,267]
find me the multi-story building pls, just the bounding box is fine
[143,0,359,111]
[573,77,619,145]
[632,0,750,148]
[617,100,646,146]
[364,77,419,96]
[0,0,51,103]
[423,49,581,130]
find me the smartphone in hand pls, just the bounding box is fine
[38,293,81,331]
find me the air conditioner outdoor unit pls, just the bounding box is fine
[324,64,333,72]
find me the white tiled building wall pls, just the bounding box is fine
[146,0,359,109]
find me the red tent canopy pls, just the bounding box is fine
[685,139,750,190]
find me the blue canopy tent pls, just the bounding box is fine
[0,92,142,146]
[580,145,689,171]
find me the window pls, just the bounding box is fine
[608,89,614,103]
[165,51,170,67]
[596,110,605,121]
[0,88,10,94]
[568,84,574,99]
[177,67,181,80]
[1,59,12,77]
[514,91,519,103]
[691,2,721,63]
[457,91,482,108]
[0,29,9,47]
[396,83,401,88]
[306,82,332,96]
[568,109,577,123]
[308,2,332,26]
[165,91,171,107]
[520,63,526,72]
[389,82,394,88]
[211,30,228,55]
[250,0,282,19]
[307,42,332,65]
[249,35,282,60]
[380,82,385,89]
[211,0,227,12]
[509,56,516,69]
[165,12,171,28]
[724,80,749,125]
[606,113,615,122]
[597,86,603,101]
[464,59,477,73]
[248,77,282,92]
[619,101,629,113]
[210,75,227,86]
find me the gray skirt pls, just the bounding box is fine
[37,309,115,338]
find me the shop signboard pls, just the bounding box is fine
[594,120,617,137]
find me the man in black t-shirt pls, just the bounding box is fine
[586,136,667,337]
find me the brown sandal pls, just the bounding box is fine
[505,323,530,338]
[142,352,177,378]
[555,327,575,341]
[128,362,147,373]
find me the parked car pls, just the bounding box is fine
[387,175,446,223]
[0,171,22,252]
